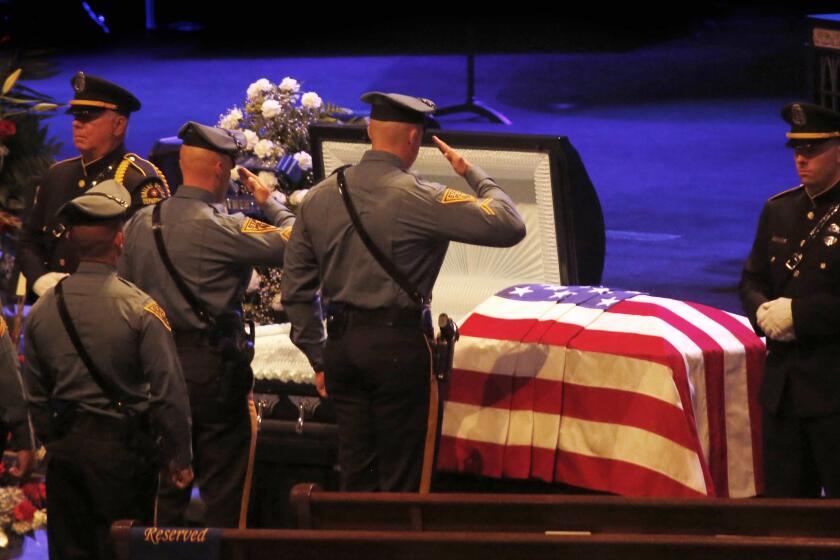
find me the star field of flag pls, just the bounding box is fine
[437,284,766,498]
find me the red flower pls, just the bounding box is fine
[13,499,36,522]
[0,119,16,138]
[21,481,46,505]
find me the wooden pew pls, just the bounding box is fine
[290,483,840,537]
[111,520,840,560]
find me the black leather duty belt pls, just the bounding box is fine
[328,305,426,328]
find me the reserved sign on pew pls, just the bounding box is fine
[130,527,221,560]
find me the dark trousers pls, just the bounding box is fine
[762,408,840,498]
[156,344,252,528]
[325,324,431,492]
[46,428,156,560]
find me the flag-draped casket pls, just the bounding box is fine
[437,284,766,498]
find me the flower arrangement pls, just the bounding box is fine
[0,459,46,554]
[0,50,62,303]
[218,75,351,205]
[0,54,61,215]
[219,76,360,324]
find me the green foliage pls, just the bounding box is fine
[0,49,62,216]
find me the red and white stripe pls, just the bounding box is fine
[437,289,765,498]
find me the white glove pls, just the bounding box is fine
[32,272,69,296]
[757,297,795,341]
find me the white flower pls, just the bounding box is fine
[293,151,313,171]
[258,171,279,190]
[261,99,283,119]
[301,92,322,110]
[219,108,243,130]
[242,129,258,150]
[289,189,309,206]
[278,77,300,93]
[270,189,287,205]
[254,139,275,159]
[0,528,7,548]
[246,78,273,101]
[230,165,241,182]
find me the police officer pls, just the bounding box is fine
[740,102,840,498]
[21,179,193,559]
[119,121,294,527]
[0,316,35,479]
[281,92,526,492]
[18,71,170,299]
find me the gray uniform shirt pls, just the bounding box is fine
[0,320,34,450]
[22,262,192,467]
[281,149,527,371]
[118,186,294,331]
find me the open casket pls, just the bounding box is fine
[249,125,606,525]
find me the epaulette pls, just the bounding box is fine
[47,156,82,170]
[768,184,804,201]
[116,153,172,196]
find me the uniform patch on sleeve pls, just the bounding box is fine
[0,316,7,338]
[241,217,281,234]
[140,179,169,205]
[478,198,496,216]
[280,226,293,241]
[440,188,476,204]
[144,301,172,332]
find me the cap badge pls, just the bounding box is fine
[791,104,807,127]
[72,71,86,93]
[419,98,436,110]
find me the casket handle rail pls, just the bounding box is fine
[289,396,322,434]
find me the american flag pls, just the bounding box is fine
[436,284,765,498]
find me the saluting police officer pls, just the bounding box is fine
[22,179,193,560]
[740,102,840,498]
[18,72,171,299]
[281,92,526,492]
[119,121,294,527]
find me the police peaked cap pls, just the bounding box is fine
[57,179,131,224]
[361,91,436,124]
[782,102,840,148]
[178,121,246,159]
[67,72,141,116]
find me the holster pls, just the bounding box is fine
[209,312,255,408]
[47,400,77,443]
[431,313,459,382]
[124,409,163,467]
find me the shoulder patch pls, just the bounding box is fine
[241,217,281,235]
[117,153,172,196]
[280,226,293,241]
[769,184,804,201]
[440,188,476,204]
[139,178,169,205]
[144,301,172,332]
[0,315,7,338]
